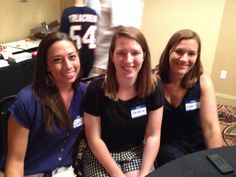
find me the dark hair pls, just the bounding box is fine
[104,26,157,101]
[155,29,203,88]
[33,32,80,132]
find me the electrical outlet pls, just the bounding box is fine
[220,70,227,79]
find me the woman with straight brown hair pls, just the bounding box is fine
[4,32,87,177]
[82,26,164,177]
[154,29,223,167]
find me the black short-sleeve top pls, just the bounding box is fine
[83,77,164,152]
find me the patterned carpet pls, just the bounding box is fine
[217,104,236,146]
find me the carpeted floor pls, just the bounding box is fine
[217,104,236,146]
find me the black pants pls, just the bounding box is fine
[155,141,203,168]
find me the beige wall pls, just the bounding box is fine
[141,0,235,106]
[141,0,225,75]
[60,0,74,11]
[1,0,235,106]
[211,0,236,106]
[0,0,60,43]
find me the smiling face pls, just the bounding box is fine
[112,36,144,82]
[46,40,80,89]
[169,39,199,78]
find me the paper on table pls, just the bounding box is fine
[11,52,32,63]
[4,39,41,50]
[0,60,9,67]
[0,49,12,59]
[5,46,23,54]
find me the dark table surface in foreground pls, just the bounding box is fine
[147,146,236,177]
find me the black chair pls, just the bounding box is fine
[81,74,105,84]
[0,95,15,171]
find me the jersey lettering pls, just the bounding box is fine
[70,25,97,49]
[68,14,97,23]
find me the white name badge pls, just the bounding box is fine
[185,100,200,111]
[131,104,147,119]
[73,116,83,128]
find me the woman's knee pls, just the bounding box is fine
[156,144,186,167]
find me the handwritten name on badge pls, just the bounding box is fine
[131,104,147,119]
[185,100,200,111]
[73,116,83,128]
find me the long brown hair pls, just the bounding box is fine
[104,26,157,101]
[32,32,80,132]
[155,29,203,88]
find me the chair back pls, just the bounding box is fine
[0,95,16,171]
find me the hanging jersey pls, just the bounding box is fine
[60,6,98,78]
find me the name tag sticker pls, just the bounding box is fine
[73,116,83,128]
[131,104,147,119]
[185,100,200,111]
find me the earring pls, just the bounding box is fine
[46,74,55,88]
